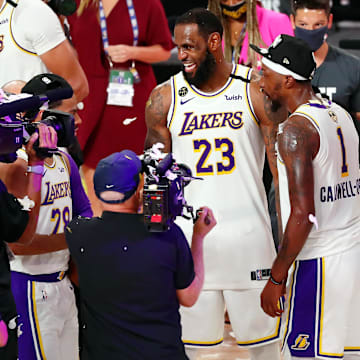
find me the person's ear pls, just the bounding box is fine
[208,32,221,51]
[284,75,296,89]
[34,109,44,122]
[290,14,296,29]
[328,13,333,30]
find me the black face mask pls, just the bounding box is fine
[220,1,247,20]
[294,26,328,51]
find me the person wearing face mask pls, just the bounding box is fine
[208,0,294,68]
[291,0,360,124]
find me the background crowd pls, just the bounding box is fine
[0,0,359,359]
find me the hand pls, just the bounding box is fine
[25,124,57,163]
[106,44,134,63]
[260,279,286,317]
[0,319,8,347]
[193,207,216,238]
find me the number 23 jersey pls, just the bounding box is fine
[168,64,276,289]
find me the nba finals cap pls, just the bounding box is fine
[94,150,142,204]
[22,73,72,97]
[250,34,316,81]
[21,73,73,119]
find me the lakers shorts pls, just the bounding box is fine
[11,271,79,360]
[180,288,282,348]
[282,243,360,359]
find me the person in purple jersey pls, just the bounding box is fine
[0,74,92,360]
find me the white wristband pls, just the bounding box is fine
[27,165,44,175]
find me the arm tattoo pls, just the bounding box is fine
[144,82,171,150]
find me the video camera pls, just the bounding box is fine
[0,88,74,163]
[142,144,202,232]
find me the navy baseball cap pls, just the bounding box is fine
[94,150,142,204]
[250,34,316,81]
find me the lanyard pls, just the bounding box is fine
[98,0,139,55]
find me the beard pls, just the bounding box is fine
[182,49,216,88]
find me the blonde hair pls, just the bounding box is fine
[208,0,265,67]
[77,0,98,16]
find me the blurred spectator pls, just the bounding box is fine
[68,0,173,215]
[0,0,88,103]
[161,0,207,33]
[208,0,293,67]
[291,0,360,123]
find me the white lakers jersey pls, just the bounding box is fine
[169,65,276,289]
[278,98,360,260]
[11,151,72,274]
[0,0,65,85]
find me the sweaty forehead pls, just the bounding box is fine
[174,23,201,44]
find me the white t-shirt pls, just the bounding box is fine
[0,0,66,85]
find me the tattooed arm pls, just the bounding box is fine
[260,115,320,317]
[250,78,288,242]
[144,80,172,152]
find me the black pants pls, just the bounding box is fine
[0,310,18,360]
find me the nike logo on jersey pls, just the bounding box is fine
[180,97,195,105]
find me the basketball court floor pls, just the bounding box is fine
[190,323,251,360]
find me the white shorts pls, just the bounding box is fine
[11,272,79,360]
[180,288,282,348]
[281,243,360,359]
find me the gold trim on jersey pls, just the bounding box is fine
[281,263,297,351]
[9,0,37,56]
[318,258,343,358]
[0,1,8,15]
[182,338,224,346]
[168,76,177,131]
[292,111,321,132]
[186,65,236,99]
[236,313,281,346]
[31,281,47,359]
[243,69,260,127]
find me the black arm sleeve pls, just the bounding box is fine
[0,180,29,243]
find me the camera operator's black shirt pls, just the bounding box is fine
[66,212,194,360]
[0,179,28,318]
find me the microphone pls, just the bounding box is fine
[0,87,73,117]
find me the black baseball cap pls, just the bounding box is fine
[250,34,316,81]
[21,73,73,119]
[22,73,72,97]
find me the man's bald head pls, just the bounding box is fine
[2,80,26,95]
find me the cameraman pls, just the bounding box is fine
[0,76,92,359]
[65,150,216,360]
[3,73,84,167]
[0,124,57,359]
